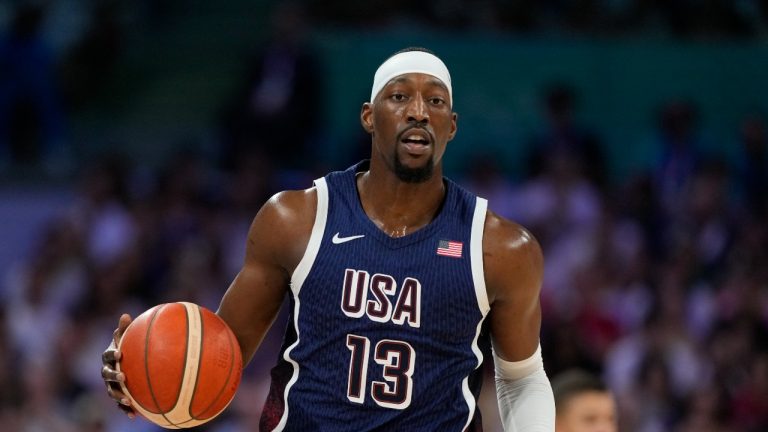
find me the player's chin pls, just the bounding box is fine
[397,148,434,167]
[394,155,434,183]
[399,155,431,170]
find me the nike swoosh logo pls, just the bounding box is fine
[332,232,365,244]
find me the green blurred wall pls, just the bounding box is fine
[73,22,768,181]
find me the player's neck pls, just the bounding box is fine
[356,167,446,238]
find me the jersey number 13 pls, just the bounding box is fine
[346,334,415,409]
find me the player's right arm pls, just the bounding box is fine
[101,187,316,415]
[216,188,316,363]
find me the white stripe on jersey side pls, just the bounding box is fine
[273,177,329,432]
[462,197,490,432]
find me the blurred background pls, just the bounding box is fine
[1,0,767,431]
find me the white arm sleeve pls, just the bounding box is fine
[494,344,556,432]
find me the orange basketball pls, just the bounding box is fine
[117,302,242,429]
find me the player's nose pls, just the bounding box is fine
[406,96,429,123]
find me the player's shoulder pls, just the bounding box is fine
[481,210,544,302]
[250,187,317,239]
[263,187,318,217]
[246,187,318,270]
[482,210,542,267]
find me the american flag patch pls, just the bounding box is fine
[436,239,463,258]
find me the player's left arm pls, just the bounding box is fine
[484,211,555,431]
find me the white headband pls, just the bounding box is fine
[370,51,452,105]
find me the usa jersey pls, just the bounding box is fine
[260,161,491,431]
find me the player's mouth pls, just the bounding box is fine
[399,128,433,155]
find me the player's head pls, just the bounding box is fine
[369,47,453,106]
[552,370,617,432]
[360,47,457,183]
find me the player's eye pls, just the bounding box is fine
[391,93,407,102]
[429,97,446,105]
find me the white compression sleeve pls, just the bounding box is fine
[494,344,556,431]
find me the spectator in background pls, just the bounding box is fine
[64,155,141,323]
[736,113,767,218]
[513,142,602,246]
[552,369,618,432]
[652,100,701,223]
[141,150,219,306]
[684,159,734,279]
[0,218,88,430]
[16,361,78,432]
[512,129,603,319]
[730,352,768,431]
[675,385,733,432]
[0,3,68,175]
[462,154,517,219]
[219,1,322,177]
[621,352,682,432]
[0,308,22,427]
[606,295,708,431]
[2,220,88,365]
[58,0,124,109]
[526,84,606,190]
[513,84,606,321]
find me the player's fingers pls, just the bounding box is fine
[112,314,133,344]
[116,402,137,419]
[118,313,132,333]
[106,382,128,401]
[101,365,125,383]
[102,348,121,365]
[105,380,137,419]
[106,382,137,419]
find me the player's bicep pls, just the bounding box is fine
[485,220,544,362]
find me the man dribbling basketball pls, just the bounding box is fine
[102,47,556,431]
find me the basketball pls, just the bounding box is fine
[117,302,243,429]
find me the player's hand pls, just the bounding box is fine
[101,313,136,419]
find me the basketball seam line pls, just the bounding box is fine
[137,305,165,415]
[154,303,186,428]
[189,308,236,420]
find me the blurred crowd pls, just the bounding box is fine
[466,89,768,431]
[1,1,768,432]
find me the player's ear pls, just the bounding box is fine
[447,112,458,141]
[360,102,374,134]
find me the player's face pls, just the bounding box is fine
[556,392,618,432]
[361,73,457,183]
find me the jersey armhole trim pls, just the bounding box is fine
[463,197,490,432]
[275,177,328,432]
[290,177,329,295]
[470,197,490,315]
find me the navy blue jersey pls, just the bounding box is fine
[260,161,491,431]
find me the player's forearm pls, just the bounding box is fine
[494,344,556,431]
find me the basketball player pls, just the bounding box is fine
[552,370,617,432]
[102,47,555,431]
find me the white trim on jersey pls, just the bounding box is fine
[470,197,490,315]
[462,196,491,431]
[291,178,329,293]
[274,177,329,432]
